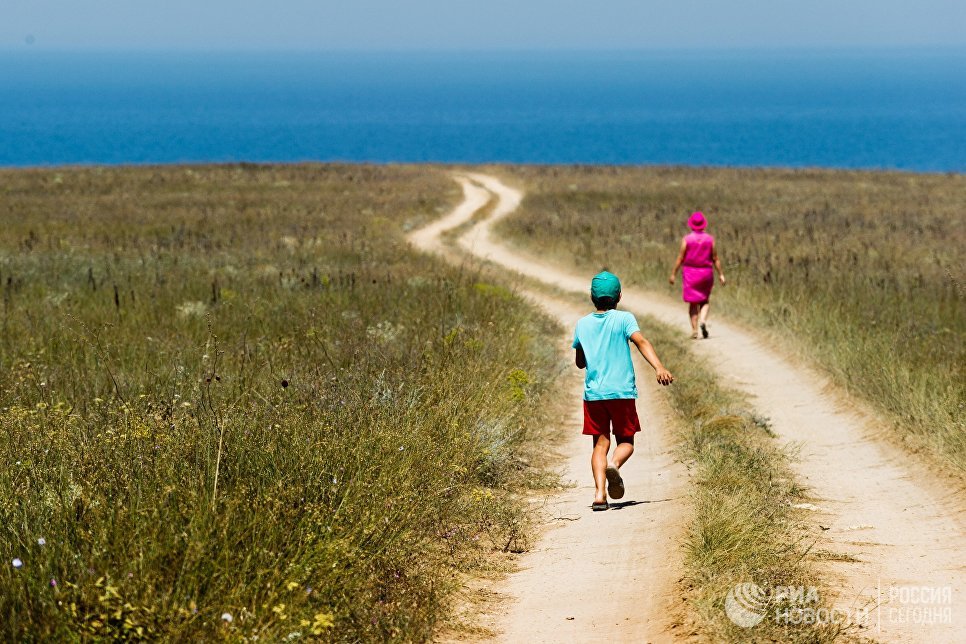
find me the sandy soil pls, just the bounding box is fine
[413,173,966,642]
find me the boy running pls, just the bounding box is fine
[573,272,674,511]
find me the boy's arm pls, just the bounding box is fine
[575,344,586,369]
[629,331,674,385]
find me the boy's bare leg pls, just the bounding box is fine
[611,436,634,468]
[591,434,611,504]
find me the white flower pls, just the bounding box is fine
[221,612,233,623]
[37,538,46,546]
[176,301,207,318]
[12,558,23,569]
[366,321,403,344]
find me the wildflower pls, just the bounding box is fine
[37,537,46,546]
[311,612,335,635]
[176,301,207,318]
[50,578,57,587]
[12,558,23,569]
[398,446,405,452]
[221,612,233,623]
[286,581,299,591]
[281,379,289,388]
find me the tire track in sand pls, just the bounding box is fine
[411,177,687,642]
[443,172,966,643]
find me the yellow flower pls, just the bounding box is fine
[311,611,335,634]
[271,602,288,620]
[286,581,299,591]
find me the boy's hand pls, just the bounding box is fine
[655,368,674,386]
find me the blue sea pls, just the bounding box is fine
[1,50,964,171]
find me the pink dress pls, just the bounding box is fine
[681,232,715,303]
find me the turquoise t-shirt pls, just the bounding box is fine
[572,310,641,401]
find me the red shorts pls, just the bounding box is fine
[582,399,641,439]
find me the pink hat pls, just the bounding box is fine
[688,211,707,231]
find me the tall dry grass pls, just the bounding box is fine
[495,166,965,471]
[0,164,559,640]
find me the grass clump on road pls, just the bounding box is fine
[0,165,558,640]
[645,320,842,642]
[496,166,965,471]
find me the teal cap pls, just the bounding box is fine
[591,271,621,300]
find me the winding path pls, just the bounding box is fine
[413,173,965,643]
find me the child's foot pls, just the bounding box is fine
[700,322,709,339]
[605,464,625,500]
[691,331,699,340]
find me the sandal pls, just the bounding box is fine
[691,331,699,340]
[591,501,609,511]
[605,465,625,500]
[700,322,709,339]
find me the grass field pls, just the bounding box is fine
[495,166,965,471]
[4,163,959,641]
[0,165,561,640]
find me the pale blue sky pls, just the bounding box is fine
[3,0,965,50]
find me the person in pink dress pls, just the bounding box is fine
[668,211,726,339]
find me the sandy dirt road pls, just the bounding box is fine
[413,173,966,642]
[412,178,687,643]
